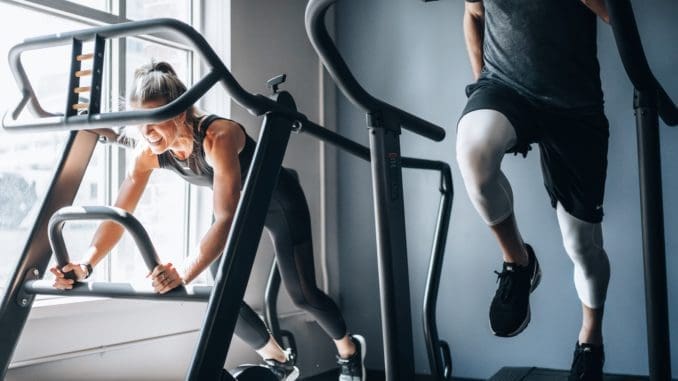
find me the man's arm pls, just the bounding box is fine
[581,0,609,23]
[464,1,485,80]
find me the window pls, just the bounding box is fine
[0,3,88,298]
[69,0,108,12]
[126,0,192,24]
[0,0,211,300]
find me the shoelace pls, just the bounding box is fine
[494,268,516,302]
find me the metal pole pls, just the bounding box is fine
[423,169,453,380]
[368,113,415,381]
[634,90,672,381]
[264,258,282,341]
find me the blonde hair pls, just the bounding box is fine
[128,60,200,128]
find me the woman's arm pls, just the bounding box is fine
[178,120,245,287]
[85,149,157,266]
[51,148,157,289]
[464,1,485,80]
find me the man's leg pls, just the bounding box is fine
[556,203,609,380]
[457,109,541,337]
[456,109,527,265]
[457,110,527,265]
[555,204,609,343]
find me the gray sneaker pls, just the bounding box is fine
[337,335,366,381]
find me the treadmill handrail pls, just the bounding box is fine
[605,0,678,126]
[48,206,161,272]
[2,18,309,132]
[305,0,446,141]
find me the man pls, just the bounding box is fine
[457,1,610,379]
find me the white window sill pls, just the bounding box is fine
[11,295,207,368]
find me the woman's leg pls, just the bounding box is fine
[456,109,528,264]
[266,169,356,358]
[208,261,289,362]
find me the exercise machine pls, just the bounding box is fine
[306,1,454,380]
[0,17,452,381]
[0,18,308,381]
[490,1,677,380]
[606,1,676,380]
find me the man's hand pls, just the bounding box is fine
[149,263,183,294]
[582,0,610,23]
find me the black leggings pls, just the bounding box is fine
[212,168,347,350]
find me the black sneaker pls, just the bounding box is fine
[337,334,366,381]
[265,350,300,381]
[569,342,605,381]
[489,243,541,337]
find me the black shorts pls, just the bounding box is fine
[461,78,609,223]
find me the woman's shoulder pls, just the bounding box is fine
[200,116,246,154]
[199,114,243,131]
[202,116,244,140]
[201,115,242,131]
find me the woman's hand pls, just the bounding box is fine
[49,263,88,290]
[149,263,183,294]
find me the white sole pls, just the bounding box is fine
[286,366,300,381]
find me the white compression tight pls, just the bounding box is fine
[456,109,610,308]
[556,203,610,309]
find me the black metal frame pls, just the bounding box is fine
[2,16,451,381]
[27,205,212,301]
[604,2,677,380]
[304,1,450,380]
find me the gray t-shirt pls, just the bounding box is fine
[467,0,604,109]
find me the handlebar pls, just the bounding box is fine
[48,206,161,276]
[2,18,310,132]
[305,0,446,141]
[605,0,678,126]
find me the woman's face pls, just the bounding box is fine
[137,99,184,154]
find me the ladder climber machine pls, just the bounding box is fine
[490,1,677,380]
[0,17,454,381]
[305,1,454,380]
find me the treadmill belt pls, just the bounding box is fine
[489,367,665,380]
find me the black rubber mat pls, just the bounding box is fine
[489,367,665,381]
[303,369,479,381]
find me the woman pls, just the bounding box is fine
[50,61,365,381]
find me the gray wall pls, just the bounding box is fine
[334,0,677,379]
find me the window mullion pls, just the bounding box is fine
[107,0,126,281]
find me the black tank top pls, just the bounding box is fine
[157,115,256,189]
